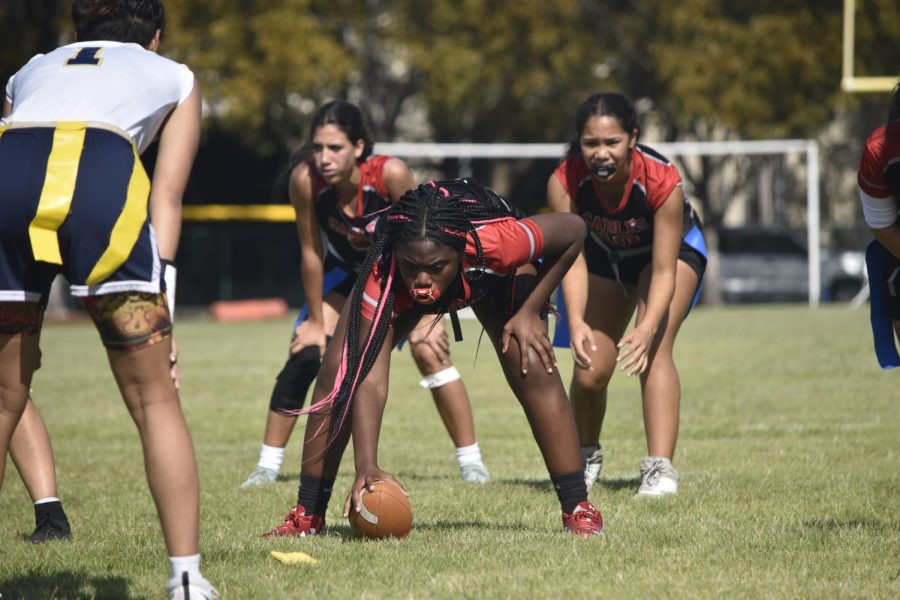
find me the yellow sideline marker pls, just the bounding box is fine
[270,551,319,566]
[182,204,295,223]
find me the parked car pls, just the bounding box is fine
[714,227,867,304]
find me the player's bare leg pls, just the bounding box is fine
[0,330,40,490]
[109,338,200,556]
[245,293,345,488]
[629,261,698,497]
[475,294,602,536]
[10,396,72,542]
[569,274,636,486]
[408,316,489,483]
[10,398,60,500]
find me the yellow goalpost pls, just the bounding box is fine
[841,0,898,93]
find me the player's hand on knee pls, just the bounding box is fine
[616,325,652,376]
[569,321,597,370]
[409,316,450,364]
[289,320,327,357]
[502,309,556,375]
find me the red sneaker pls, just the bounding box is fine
[262,505,326,538]
[562,501,604,537]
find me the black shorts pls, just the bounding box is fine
[584,239,707,286]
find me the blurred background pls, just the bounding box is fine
[2,0,897,309]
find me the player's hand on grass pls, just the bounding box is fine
[408,316,450,364]
[289,320,327,357]
[568,320,596,370]
[502,309,556,375]
[616,324,653,376]
[343,467,408,518]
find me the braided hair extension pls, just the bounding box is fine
[301,179,517,450]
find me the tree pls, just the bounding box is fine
[164,0,358,154]
[0,0,65,92]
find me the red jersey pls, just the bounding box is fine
[360,218,544,322]
[554,144,694,253]
[311,154,393,272]
[858,125,900,203]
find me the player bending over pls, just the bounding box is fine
[262,178,603,538]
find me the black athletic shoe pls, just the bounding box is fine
[29,510,71,543]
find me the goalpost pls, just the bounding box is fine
[841,0,898,93]
[374,139,822,308]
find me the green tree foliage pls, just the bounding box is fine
[600,0,851,231]
[853,0,900,82]
[164,0,358,152]
[393,0,608,142]
[616,0,845,139]
[0,1,65,95]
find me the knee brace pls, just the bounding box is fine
[418,366,461,390]
[0,302,45,336]
[269,338,330,412]
[81,292,172,351]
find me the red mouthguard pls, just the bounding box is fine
[411,286,441,304]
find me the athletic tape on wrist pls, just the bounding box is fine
[162,260,177,321]
[418,366,461,389]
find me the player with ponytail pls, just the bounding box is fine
[263,179,604,538]
[549,92,707,498]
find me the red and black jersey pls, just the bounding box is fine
[311,154,393,271]
[359,218,544,322]
[858,124,900,203]
[554,144,695,254]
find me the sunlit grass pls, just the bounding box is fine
[1,305,898,599]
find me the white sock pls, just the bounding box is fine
[581,444,599,459]
[258,444,285,472]
[456,442,484,467]
[169,554,202,581]
[34,496,61,505]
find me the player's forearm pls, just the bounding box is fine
[149,194,182,260]
[300,250,326,323]
[640,268,676,334]
[352,383,387,471]
[560,253,590,327]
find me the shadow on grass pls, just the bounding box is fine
[802,517,900,533]
[0,571,137,600]
[597,476,641,491]
[314,521,522,541]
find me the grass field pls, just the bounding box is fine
[1,305,898,599]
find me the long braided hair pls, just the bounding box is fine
[304,178,517,447]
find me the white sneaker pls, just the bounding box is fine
[241,466,278,489]
[582,445,604,488]
[167,572,220,600]
[636,457,678,497]
[460,463,491,484]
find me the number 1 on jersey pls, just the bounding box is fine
[66,47,103,66]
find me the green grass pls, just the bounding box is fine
[1,305,899,599]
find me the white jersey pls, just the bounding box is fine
[3,41,194,154]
